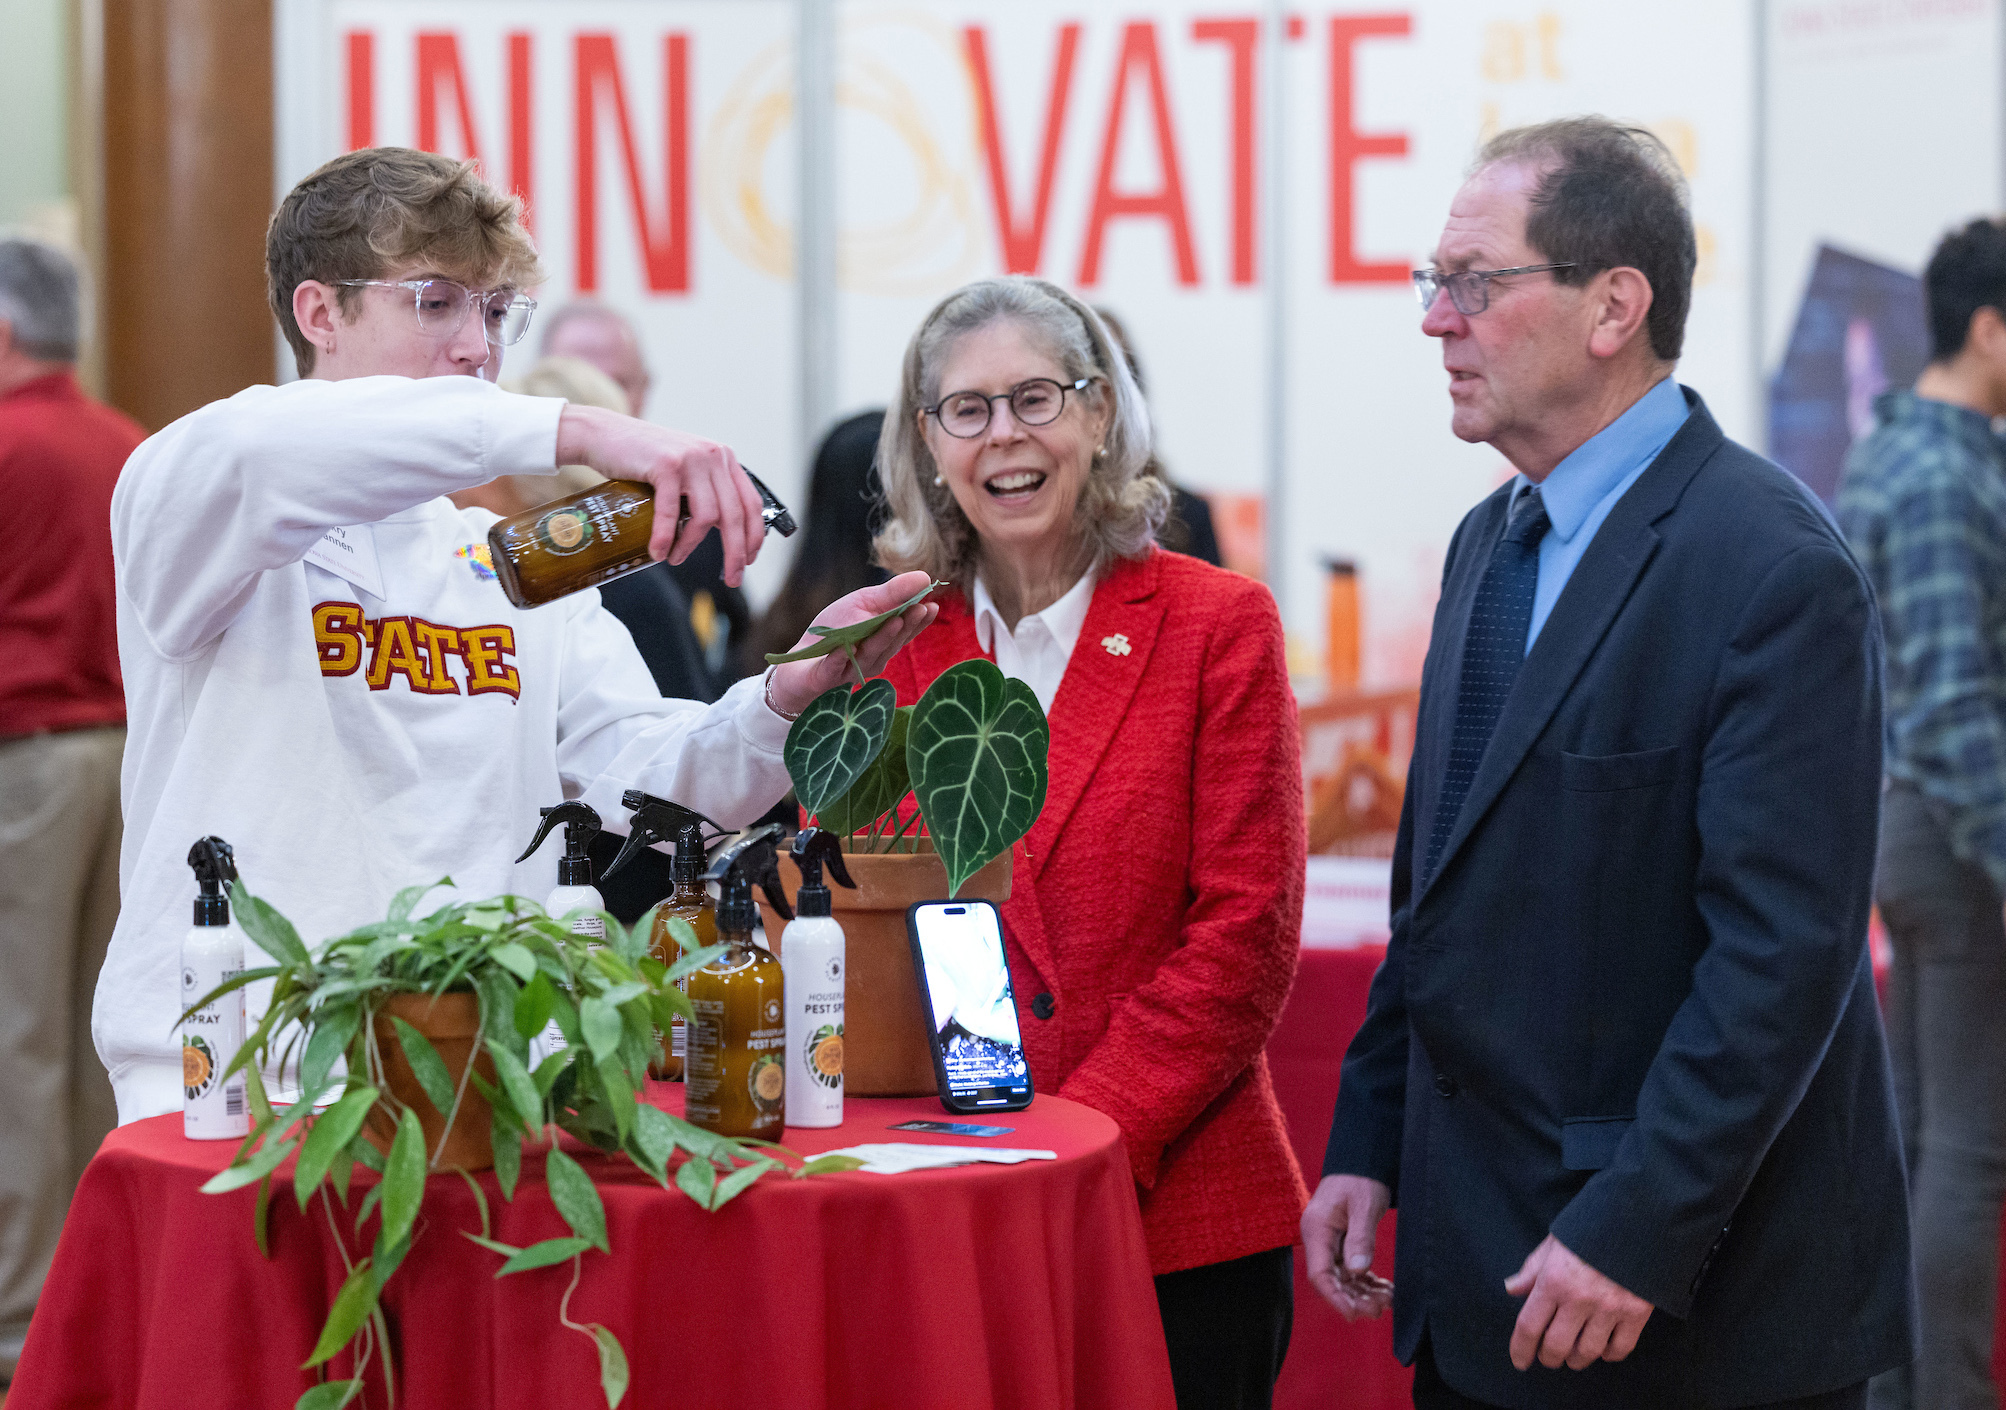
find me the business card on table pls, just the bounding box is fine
[826,1143,1055,1174]
[888,1120,1014,1138]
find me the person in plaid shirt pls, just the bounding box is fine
[1840,217,2006,1410]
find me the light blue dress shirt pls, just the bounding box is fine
[1513,376,1690,652]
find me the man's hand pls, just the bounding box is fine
[1504,1234,1652,1371]
[554,404,769,586]
[767,571,941,715]
[1302,1174,1395,1320]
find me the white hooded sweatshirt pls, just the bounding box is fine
[100,375,792,1122]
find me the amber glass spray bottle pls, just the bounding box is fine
[600,791,721,1080]
[487,472,797,609]
[685,824,792,1139]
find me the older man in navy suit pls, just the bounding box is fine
[1303,118,1914,1409]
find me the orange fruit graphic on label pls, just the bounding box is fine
[813,1035,844,1078]
[750,1054,785,1108]
[182,1037,214,1097]
[547,512,586,549]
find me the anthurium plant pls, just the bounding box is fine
[185,881,860,1410]
[767,582,1051,895]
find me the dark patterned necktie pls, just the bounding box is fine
[1422,487,1550,885]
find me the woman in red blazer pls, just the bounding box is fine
[873,276,1307,1410]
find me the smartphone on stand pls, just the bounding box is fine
[905,900,1034,1113]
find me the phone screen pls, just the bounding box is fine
[908,901,1032,1108]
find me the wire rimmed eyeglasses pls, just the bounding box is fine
[925,377,1093,439]
[1411,263,1577,317]
[335,278,539,347]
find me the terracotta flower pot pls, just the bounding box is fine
[364,991,497,1171]
[759,843,1012,1097]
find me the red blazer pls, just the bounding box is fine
[883,548,1308,1275]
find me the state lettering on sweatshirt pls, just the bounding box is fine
[311,601,521,701]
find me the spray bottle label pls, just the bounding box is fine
[182,961,248,1138]
[531,915,606,1062]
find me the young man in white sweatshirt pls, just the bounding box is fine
[97,148,935,1123]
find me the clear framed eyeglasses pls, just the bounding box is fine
[1411,263,1577,317]
[335,278,539,346]
[925,377,1093,439]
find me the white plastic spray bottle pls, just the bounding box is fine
[781,828,855,1128]
[181,835,249,1140]
[516,802,606,1062]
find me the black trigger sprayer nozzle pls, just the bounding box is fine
[187,835,237,926]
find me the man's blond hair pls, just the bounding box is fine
[266,147,545,377]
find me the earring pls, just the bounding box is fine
[934,473,945,486]
[1095,445,1107,460]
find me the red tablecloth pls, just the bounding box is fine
[10,1088,1174,1410]
[1266,944,2006,1407]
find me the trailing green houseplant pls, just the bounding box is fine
[186,879,859,1410]
[767,581,1051,895]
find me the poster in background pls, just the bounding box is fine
[280,1,1759,681]
[1769,246,1929,507]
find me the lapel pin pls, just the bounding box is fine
[1102,633,1131,657]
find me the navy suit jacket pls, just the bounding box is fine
[1324,391,1914,1408]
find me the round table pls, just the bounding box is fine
[10,1086,1174,1410]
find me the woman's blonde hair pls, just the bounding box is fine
[874,276,1168,584]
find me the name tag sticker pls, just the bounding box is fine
[304,524,386,600]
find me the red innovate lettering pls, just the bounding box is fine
[417,33,483,163]
[964,24,1081,276]
[1078,22,1200,288]
[1192,18,1259,286]
[509,32,534,232]
[346,32,375,151]
[574,32,691,293]
[1327,15,1411,285]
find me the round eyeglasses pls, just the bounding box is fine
[1411,263,1577,317]
[925,377,1092,439]
[335,278,539,347]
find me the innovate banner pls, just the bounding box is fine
[280,1,1756,682]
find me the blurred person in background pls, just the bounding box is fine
[455,353,717,920]
[875,276,1307,1410]
[542,298,751,682]
[539,299,651,417]
[0,236,141,1380]
[1840,217,2006,1410]
[739,409,889,677]
[450,354,618,517]
[1091,305,1222,567]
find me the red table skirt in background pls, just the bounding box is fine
[1265,945,2006,1409]
[1268,946,1410,1410]
[10,1089,1174,1410]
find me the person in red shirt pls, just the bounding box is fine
[0,236,143,1380]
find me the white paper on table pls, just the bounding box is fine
[817,1143,1058,1174]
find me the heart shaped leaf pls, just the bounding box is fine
[785,678,897,820]
[818,705,912,836]
[907,659,1050,896]
[762,580,946,664]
